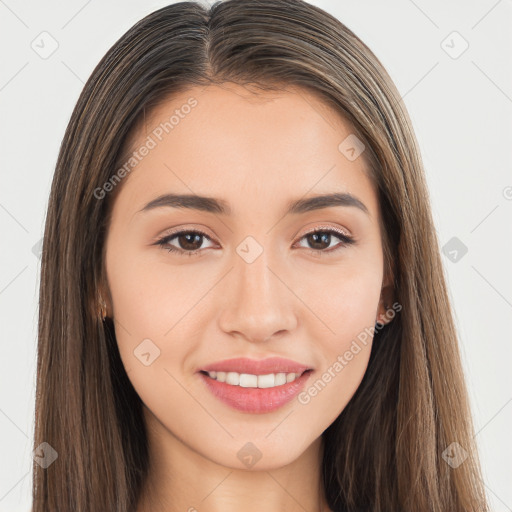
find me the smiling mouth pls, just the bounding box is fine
[199,369,312,389]
[198,367,314,413]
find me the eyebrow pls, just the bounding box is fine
[139,192,370,217]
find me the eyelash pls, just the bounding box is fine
[154,226,356,257]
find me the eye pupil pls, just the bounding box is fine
[179,233,202,250]
[308,232,330,250]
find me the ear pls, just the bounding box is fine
[375,277,395,326]
[96,272,113,320]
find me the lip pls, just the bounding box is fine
[199,356,312,375]
[199,369,313,413]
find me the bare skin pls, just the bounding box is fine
[103,82,393,512]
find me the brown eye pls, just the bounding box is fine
[295,228,355,254]
[156,230,214,256]
[174,232,204,251]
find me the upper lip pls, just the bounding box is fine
[199,357,312,375]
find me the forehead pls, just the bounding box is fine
[129,83,355,156]
[115,83,378,220]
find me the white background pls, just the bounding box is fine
[0,0,511,510]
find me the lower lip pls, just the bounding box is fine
[199,371,313,413]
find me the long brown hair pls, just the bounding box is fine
[33,0,489,510]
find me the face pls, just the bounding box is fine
[104,82,390,471]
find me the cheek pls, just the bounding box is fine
[105,238,181,376]
[295,251,383,349]
[326,273,381,347]
[105,239,223,391]
[105,246,203,413]
[106,243,200,338]
[292,256,382,417]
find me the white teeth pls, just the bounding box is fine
[257,373,275,388]
[226,372,239,385]
[286,372,296,383]
[275,373,287,386]
[205,370,303,388]
[240,373,258,387]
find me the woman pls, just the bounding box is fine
[32,0,489,510]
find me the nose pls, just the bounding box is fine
[218,246,297,344]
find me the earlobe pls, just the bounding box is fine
[376,281,395,326]
[97,294,109,321]
[375,306,390,326]
[96,277,112,321]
